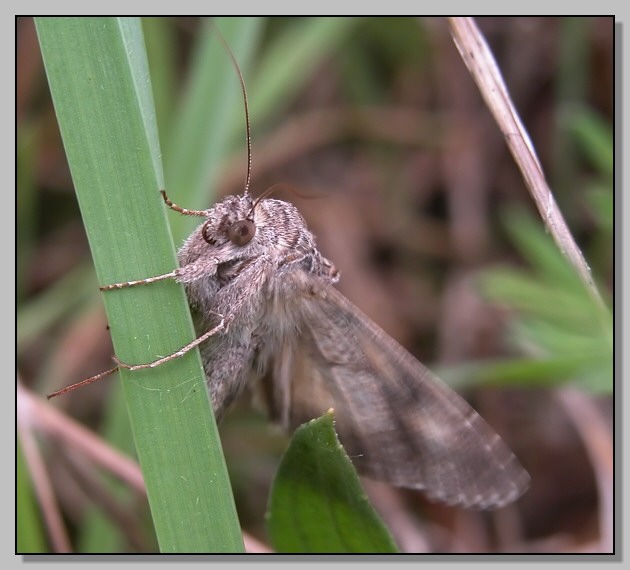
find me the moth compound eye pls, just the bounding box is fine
[228,219,256,246]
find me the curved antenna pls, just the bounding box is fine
[248,183,321,218]
[210,21,252,197]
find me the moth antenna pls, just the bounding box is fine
[248,183,321,219]
[210,21,252,198]
[161,190,207,217]
[249,184,282,217]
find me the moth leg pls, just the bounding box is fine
[47,365,120,399]
[100,263,215,291]
[114,315,226,371]
[100,270,179,291]
[48,316,225,398]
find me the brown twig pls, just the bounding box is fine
[447,17,604,308]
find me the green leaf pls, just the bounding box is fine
[439,354,612,393]
[266,411,398,553]
[560,105,613,179]
[586,187,613,238]
[477,209,612,393]
[35,16,243,552]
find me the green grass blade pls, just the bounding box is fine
[35,16,243,552]
[249,17,360,124]
[142,17,178,148]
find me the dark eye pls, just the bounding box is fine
[228,219,255,246]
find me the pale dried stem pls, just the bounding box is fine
[556,388,614,553]
[18,381,146,494]
[59,449,152,551]
[242,533,273,553]
[20,381,266,551]
[447,21,611,552]
[17,380,72,552]
[447,17,604,308]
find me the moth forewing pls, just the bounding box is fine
[261,276,530,509]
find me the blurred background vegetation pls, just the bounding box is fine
[17,17,613,553]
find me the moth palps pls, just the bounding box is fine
[92,189,530,510]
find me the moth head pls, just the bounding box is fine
[208,184,287,248]
[196,193,258,250]
[199,186,303,253]
[202,213,256,248]
[178,191,316,274]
